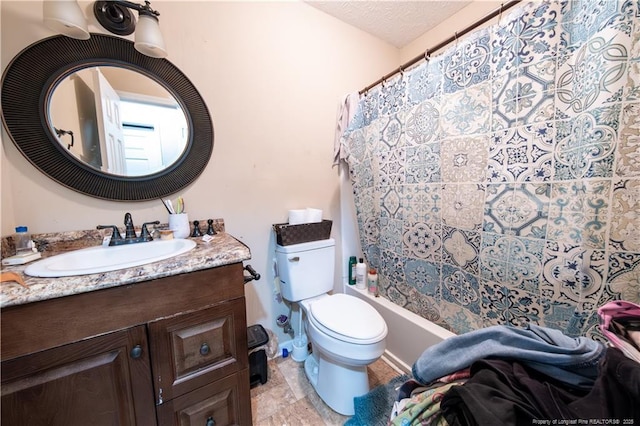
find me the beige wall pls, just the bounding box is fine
[0,0,507,344]
[0,1,399,343]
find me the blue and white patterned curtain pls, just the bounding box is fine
[341,0,639,338]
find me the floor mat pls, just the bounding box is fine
[344,374,409,426]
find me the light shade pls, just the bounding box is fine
[43,0,90,40]
[134,13,167,58]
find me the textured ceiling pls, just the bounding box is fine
[305,1,472,48]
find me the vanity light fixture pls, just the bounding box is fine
[43,0,167,58]
[43,0,90,40]
[94,0,167,58]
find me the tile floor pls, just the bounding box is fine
[250,355,402,425]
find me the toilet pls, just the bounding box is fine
[276,238,388,415]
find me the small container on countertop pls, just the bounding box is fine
[160,230,174,240]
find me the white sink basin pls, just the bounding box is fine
[24,239,197,278]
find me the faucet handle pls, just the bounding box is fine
[206,219,217,235]
[141,221,160,241]
[191,220,203,237]
[97,225,123,243]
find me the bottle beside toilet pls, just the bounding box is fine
[355,257,366,289]
[367,268,378,295]
[348,256,357,285]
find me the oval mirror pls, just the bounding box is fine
[1,34,213,201]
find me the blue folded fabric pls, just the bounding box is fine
[412,324,604,389]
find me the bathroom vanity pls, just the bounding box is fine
[0,230,253,426]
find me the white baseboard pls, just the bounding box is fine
[381,351,411,374]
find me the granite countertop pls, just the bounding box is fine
[0,231,251,309]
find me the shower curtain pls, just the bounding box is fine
[341,0,639,339]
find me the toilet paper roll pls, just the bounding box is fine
[305,208,323,223]
[288,209,307,225]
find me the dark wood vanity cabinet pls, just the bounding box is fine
[0,263,252,426]
[1,325,156,425]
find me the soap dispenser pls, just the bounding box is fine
[1,226,41,266]
[14,226,31,254]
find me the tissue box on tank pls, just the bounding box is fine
[272,220,332,246]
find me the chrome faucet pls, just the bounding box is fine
[97,213,160,246]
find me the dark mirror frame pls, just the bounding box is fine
[1,34,213,201]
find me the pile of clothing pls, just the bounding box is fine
[390,300,640,426]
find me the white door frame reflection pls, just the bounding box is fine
[49,65,188,177]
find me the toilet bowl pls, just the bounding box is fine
[302,294,387,365]
[275,238,388,415]
[300,293,387,415]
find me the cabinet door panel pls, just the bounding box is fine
[1,326,156,426]
[149,299,248,402]
[157,369,251,426]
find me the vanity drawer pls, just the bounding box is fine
[149,298,248,402]
[156,368,251,426]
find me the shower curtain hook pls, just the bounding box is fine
[381,77,386,88]
[424,50,430,61]
[499,3,504,24]
[454,31,458,46]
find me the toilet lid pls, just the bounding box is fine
[309,294,386,341]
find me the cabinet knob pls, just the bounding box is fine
[130,345,143,359]
[200,342,210,356]
[206,416,215,426]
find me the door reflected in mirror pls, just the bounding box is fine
[49,66,188,177]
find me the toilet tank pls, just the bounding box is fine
[276,238,335,302]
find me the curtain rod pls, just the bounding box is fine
[359,0,522,95]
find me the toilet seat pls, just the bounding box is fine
[307,294,387,344]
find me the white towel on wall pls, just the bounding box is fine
[332,91,360,167]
